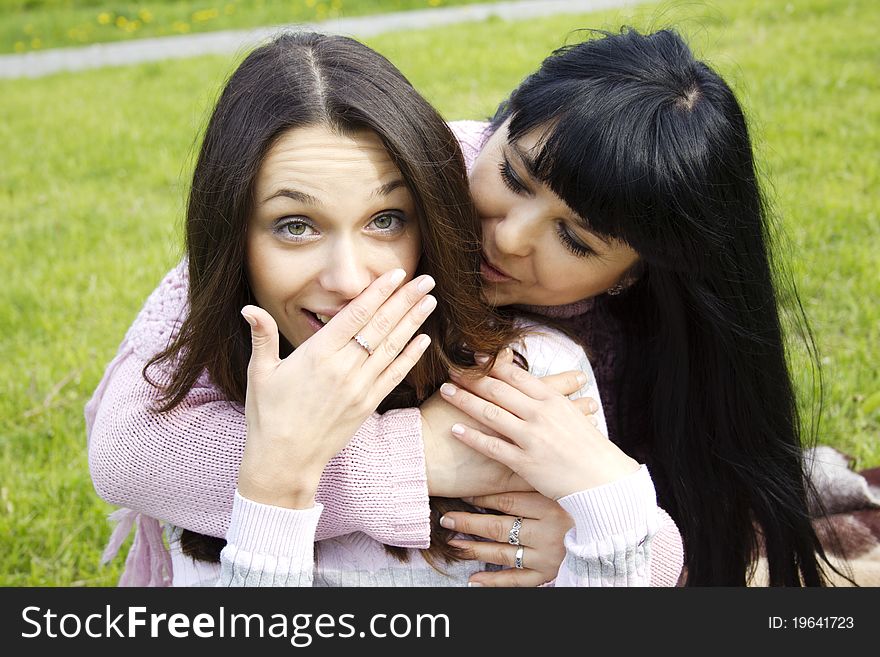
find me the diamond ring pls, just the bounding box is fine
[352,333,373,356]
[514,545,525,569]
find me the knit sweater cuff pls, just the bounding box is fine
[380,408,431,546]
[557,465,657,546]
[226,490,322,559]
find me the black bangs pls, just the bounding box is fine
[506,85,666,255]
[498,28,741,266]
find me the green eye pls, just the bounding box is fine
[373,215,394,230]
[286,222,307,236]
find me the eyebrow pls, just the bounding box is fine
[263,179,406,205]
[263,189,321,205]
[371,179,406,199]
[509,142,540,179]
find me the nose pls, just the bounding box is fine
[492,203,539,258]
[319,238,375,300]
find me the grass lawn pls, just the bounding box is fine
[1,0,877,585]
[1,0,494,54]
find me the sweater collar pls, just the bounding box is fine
[511,296,595,319]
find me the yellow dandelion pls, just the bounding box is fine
[225,4,236,15]
[97,12,112,25]
[126,20,142,33]
[14,41,26,53]
[139,10,154,23]
[172,21,192,34]
[24,24,34,34]
[429,0,443,6]
[31,37,42,49]
[331,0,342,9]
[192,8,219,22]
[116,16,128,28]
[306,0,316,7]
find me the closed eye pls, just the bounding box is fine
[498,157,529,195]
[556,222,596,258]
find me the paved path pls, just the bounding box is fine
[1,0,641,79]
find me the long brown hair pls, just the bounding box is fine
[147,32,523,568]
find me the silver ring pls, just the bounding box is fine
[507,516,523,546]
[514,545,525,569]
[353,333,373,356]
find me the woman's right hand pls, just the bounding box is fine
[421,349,600,498]
[237,268,437,509]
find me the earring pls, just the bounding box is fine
[606,283,625,296]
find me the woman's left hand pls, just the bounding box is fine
[440,352,639,501]
[440,492,572,587]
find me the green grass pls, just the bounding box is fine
[1,0,878,586]
[1,0,491,54]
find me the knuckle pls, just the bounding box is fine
[408,308,427,328]
[377,280,396,297]
[381,337,401,357]
[486,381,505,400]
[488,517,505,542]
[371,311,392,335]
[386,364,407,384]
[347,303,371,327]
[449,515,468,534]
[354,396,373,415]
[405,286,423,308]
[494,492,518,514]
[491,545,509,565]
[485,437,506,459]
[482,403,500,422]
[510,367,530,384]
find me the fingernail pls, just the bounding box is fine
[240,310,256,327]
[389,269,406,286]
[474,353,490,364]
[576,372,587,386]
[416,335,431,349]
[440,383,457,396]
[467,581,484,587]
[451,423,465,435]
[461,497,474,505]
[417,275,435,293]
[439,515,454,530]
[420,295,437,312]
[588,399,599,413]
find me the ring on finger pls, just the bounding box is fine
[507,516,523,546]
[352,332,374,356]
[514,545,525,570]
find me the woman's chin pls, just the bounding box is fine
[481,284,518,308]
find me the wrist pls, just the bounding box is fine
[238,467,321,510]
[420,410,444,495]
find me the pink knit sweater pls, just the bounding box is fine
[85,120,684,587]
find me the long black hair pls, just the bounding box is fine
[494,27,836,585]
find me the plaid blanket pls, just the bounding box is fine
[750,446,880,586]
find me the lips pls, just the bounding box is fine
[302,309,338,332]
[480,253,515,283]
